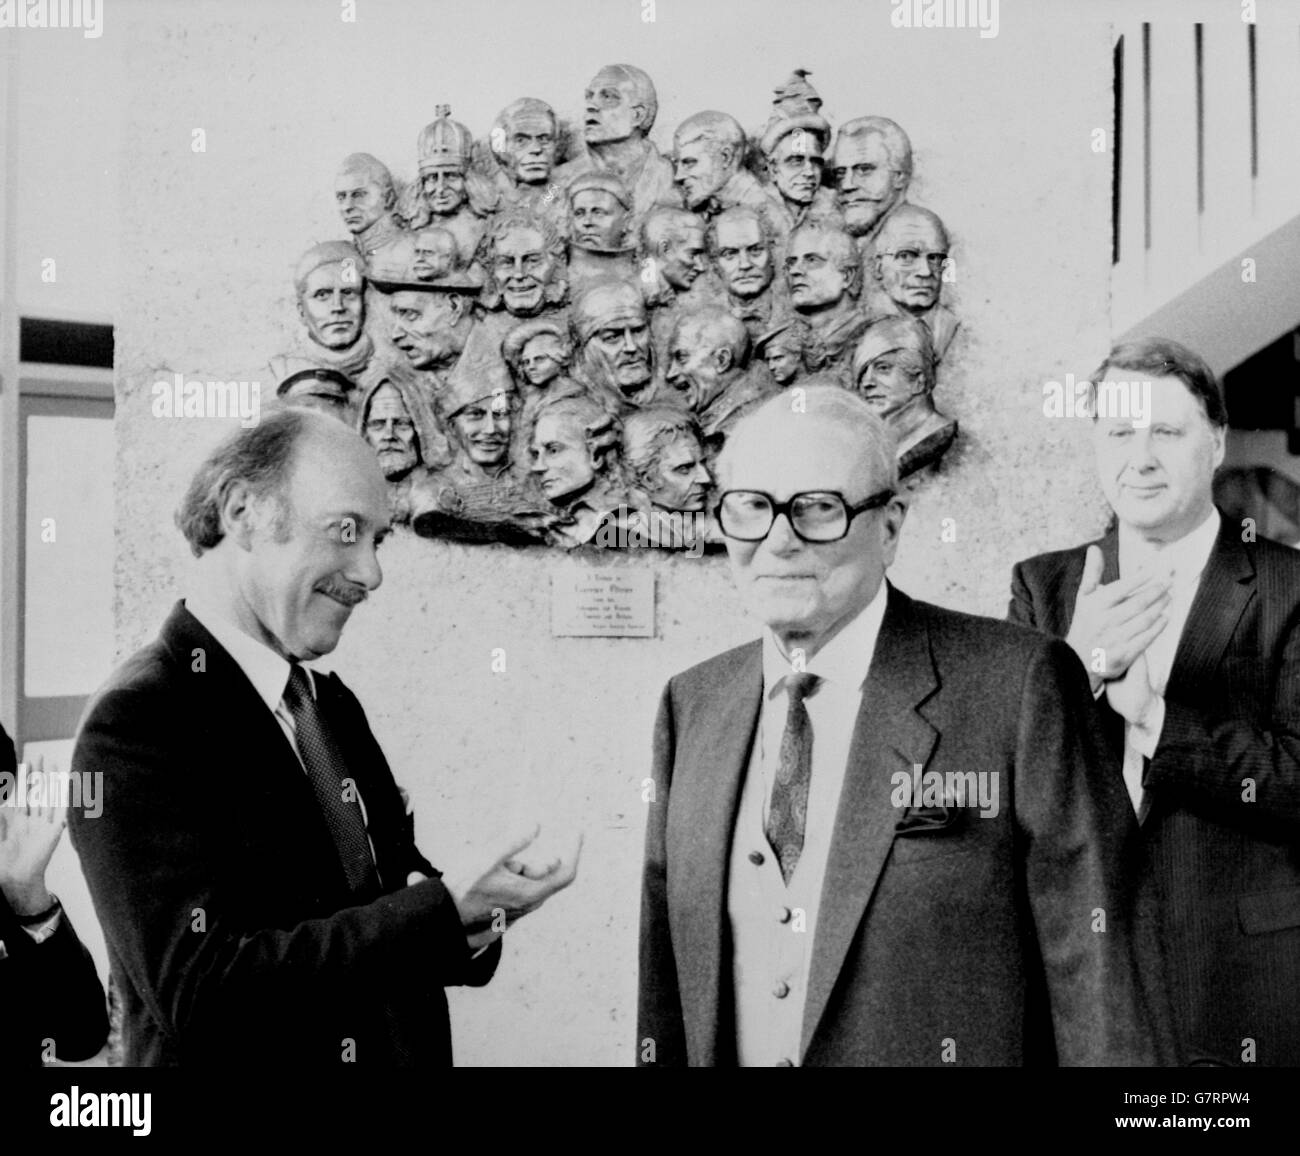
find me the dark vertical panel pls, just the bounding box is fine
[1113,35,1124,264]
[1195,23,1204,216]
[1143,23,1152,251]
[1248,22,1258,180]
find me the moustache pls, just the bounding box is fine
[319,579,367,607]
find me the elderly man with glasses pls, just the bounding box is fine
[637,385,1174,1068]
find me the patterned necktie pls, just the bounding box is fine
[282,664,380,898]
[766,673,822,885]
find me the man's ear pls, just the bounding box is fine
[219,479,260,550]
[1210,423,1227,470]
[448,293,465,323]
[719,144,736,171]
[383,185,396,210]
[295,298,308,325]
[630,102,648,132]
[714,346,734,374]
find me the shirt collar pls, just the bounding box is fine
[761,580,889,698]
[184,593,315,711]
[1119,507,1221,585]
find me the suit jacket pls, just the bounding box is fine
[1009,515,1300,1066]
[69,602,498,1067]
[1,722,109,1066]
[639,584,1171,1066]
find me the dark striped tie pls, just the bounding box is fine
[282,664,380,898]
[284,665,418,1063]
[765,672,822,885]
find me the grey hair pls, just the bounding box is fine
[174,407,316,556]
[717,382,899,495]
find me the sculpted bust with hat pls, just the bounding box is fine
[402,105,497,266]
[569,276,657,415]
[850,314,956,477]
[566,171,638,293]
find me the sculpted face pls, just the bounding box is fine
[530,412,596,502]
[770,130,825,206]
[785,231,850,312]
[674,137,730,209]
[876,216,947,312]
[388,290,462,369]
[583,69,641,145]
[832,133,907,236]
[648,433,711,512]
[241,425,389,662]
[1093,374,1224,542]
[520,333,566,386]
[571,189,628,250]
[660,225,707,291]
[856,349,929,418]
[664,325,729,411]
[298,263,365,350]
[334,171,389,236]
[714,216,773,300]
[764,339,802,386]
[581,292,652,393]
[412,230,457,281]
[722,415,902,649]
[422,163,467,216]
[493,224,559,316]
[452,395,512,468]
[364,383,418,479]
[502,109,558,185]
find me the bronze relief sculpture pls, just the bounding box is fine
[274,64,963,548]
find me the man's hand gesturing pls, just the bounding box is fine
[1065,545,1172,693]
[445,825,582,950]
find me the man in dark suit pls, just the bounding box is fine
[71,408,578,1066]
[1010,337,1300,1067]
[639,385,1169,1067]
[1,723,108,1066]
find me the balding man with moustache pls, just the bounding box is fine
[638,386,1172,1067]
[71,409,578,1066]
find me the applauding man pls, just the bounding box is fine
[1010,338,1300,1066]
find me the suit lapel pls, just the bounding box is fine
[159,601,353,896]
[673,642,761,1066]
[801,586,939,1058]
[1165,519,1254,701]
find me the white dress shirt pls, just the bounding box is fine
[1116,509,1222,813]
[184,595,375,842]
[729,580,888,1067]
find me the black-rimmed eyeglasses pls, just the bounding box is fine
[716,489,894,543]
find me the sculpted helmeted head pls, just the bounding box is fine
[334,153,397,238]
[641,207,708,292]
[583,64,658,146]
[623,407,712,513]
[294,241,366,351]
[829,117,912,237]
[417,107,474,217]
[672,111,748,210]
[784,222,862,314]
[568,172,633,252]
[873,204,950,314]
[491,97,561,187]
[483,208,568,316]
[756,320,810,387]
[663,307,751,413]
[709,207,775,302]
